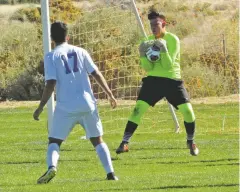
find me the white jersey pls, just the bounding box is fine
[44,43,98,113]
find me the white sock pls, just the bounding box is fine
[47,143,60,169]
[95,143,114,174]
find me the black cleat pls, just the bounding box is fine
[37,167,57,184]
[187,140,199,156]
[116,142,129,154]
[107,172,119,180]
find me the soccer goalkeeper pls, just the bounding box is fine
[116,11,199,156]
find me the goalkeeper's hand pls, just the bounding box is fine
[146,45,161,62]
[138,40,154,57]
[154,39,168,52]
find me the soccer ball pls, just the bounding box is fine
[146,45,160,62]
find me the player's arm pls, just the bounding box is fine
[139,41,154,71]
[38,80,56,109]
[33,54,56,120]
[33,80,56,121]
[91,69,117,108]
[156,36,180,69]
[83,50,117,108]
[140,57,154,71]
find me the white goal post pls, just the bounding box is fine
[40,0,54,133]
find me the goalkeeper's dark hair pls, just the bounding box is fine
[51,21,68,43]
[148,11,166,21]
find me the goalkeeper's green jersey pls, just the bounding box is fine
[140,32,181,79]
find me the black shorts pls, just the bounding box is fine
[137,76,190,109]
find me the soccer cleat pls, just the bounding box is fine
[116,142,129,154]
[37,167,57,184]
[187,140,199,156]
[107,172,119,180]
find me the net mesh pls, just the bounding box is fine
[0,0,238,134]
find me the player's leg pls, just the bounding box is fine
[116,77,164,154]
[178,103,199,156]
[90,136,118,180]
[37,109,77,184]
[115,100,150,154]
[165,79,199,156]
[37,137,62,184]
[80,109,118,180]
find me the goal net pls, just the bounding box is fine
[43,0,239,135]
[0,0,238,136]
[44,0,182,134]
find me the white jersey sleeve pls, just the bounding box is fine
[44,53,57,81]
[83,50,98,74]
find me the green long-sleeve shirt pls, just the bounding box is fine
[140,32,181,79]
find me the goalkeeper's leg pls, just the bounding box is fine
[116,100,150,154]
[178,103,199,156]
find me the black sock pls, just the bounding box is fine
[122,121,138,143]
[184,121,195,141]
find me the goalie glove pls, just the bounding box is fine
[139,40,160,62]
[138,40,155,57]
[146,45,161,62]
[153,39,168,53]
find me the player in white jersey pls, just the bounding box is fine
[33,21,118,183]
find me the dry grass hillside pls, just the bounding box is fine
[0,0,238,101]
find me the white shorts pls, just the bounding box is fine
[49,108,103,140]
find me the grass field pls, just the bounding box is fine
[0,101,239,192]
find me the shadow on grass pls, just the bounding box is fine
[120,158,239,165]
[155,158,238,164]
[59,159,89,162]
[20,148,45,151]
[97,183,239,191]
[205,163,239,166]
[146,184,239,190]
[133,147,186,151]
[0,178,104,188]
[0,161,40,165]
[0,183,37,187]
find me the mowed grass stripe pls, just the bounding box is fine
[0,103,238,192]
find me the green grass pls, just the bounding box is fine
[0,102,238,192]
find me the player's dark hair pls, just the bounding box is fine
[148,11,166,21]
[51,21,68,43]
[148,11,166,27]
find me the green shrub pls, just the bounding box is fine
[6,67,44,100]
[194,2,217,16]
[214,4,228,11]
[182,63,233,98]
[10,0,82,23]
[0,22,43,100]
[177,5,190,12]
[231,10,239,22]
[17,0,40,3]
[49,0,82,23]
[1,1,238,100]
[0,0,11,4]
[10,6,41,22]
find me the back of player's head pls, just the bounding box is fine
[51,21,68,43]
[148,11,166,27]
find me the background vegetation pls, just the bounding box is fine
[0,0,238,100]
